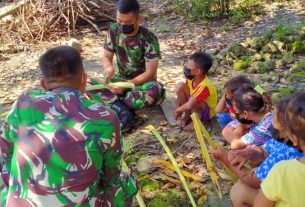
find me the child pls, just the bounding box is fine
[216,75,255,142]
[212,96,303,207]
[174,52,217,129]
[254,92,305,207]
[216,75,255,128]
[230,85,273,149]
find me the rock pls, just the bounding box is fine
[251,53,263,61]
[262,43,279,54]
[290,59,305,72]
[263,53,272,61]
[245,37,264,50]
[228,43,247,57]
[281,51,294,66]
[215,66,227,74]
[292,40,305,53]
[136,156,159,173]
[233,60,249,70]
[272,41,285,51]
[206,48,219,55]
[66,38,82,53]
[280,78,287,84]
[256,61,275,73]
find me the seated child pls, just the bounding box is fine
[254,92,305,207]
[216,75,255,142]
[174,52,217,129]
[212,96,303,206]
[230,85,273,149]
[216,75,255,128]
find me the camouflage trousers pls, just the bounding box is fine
[87,77,164,110]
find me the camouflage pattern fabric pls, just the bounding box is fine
[0,87,137,207]
[87,77,163,110]
[104,23,161,79]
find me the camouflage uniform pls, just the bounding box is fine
[90,23,163,110]
[0,87,137,207]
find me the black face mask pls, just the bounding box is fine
[234,112,253,125]
[118,23,135,35]
[183,66,194,80]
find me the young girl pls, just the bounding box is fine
[229,85,273,149]
[254,92,305,207]
[216,75,255,128]
[212,96,303,207]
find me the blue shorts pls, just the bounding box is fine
[216,112,233,128]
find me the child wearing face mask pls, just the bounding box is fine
[228,85,273,149]
[254,92,305,207]
[212,96,303,207]
[174,52,217,129]
[216,75,256,143]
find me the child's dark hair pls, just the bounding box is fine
[224,75,255,93]
[233,85,265,113]
[117,0,140,15]
[285,91,305,142]
[275,96,291,127]
[39,46,83,82]
[189,52,212,74]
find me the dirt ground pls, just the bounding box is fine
[0,0,305,206]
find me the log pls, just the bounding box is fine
[0,0,31,19]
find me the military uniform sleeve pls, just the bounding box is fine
[0,106,17,189]
[99,112,137,205]
[104,24,116,53]
[144,30,161,62]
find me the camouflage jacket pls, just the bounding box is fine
[104,23,161,79]
[0,87,137,207]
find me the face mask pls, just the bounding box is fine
[234,112,253,125]
[225,95,232,106]
[270,125,302,152]
[118,23,135,34]
[183,66,194,80]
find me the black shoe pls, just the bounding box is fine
[111,101,140,132]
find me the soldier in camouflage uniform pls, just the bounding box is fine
[94,0,163,111]
[0,46,137,207]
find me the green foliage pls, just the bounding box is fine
[139,179,162,192]
[147,189,187,207]
[292,40,305,53]
[233,60,250,70]
[256,61,275,73]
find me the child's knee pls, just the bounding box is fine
[222,125,234,140]
[176,82,187,92]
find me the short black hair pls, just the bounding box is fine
[117,0,140,15]
[233,85,265,113]
[189,52,213,74]
[39,46,83,82]
[224,75,255,93]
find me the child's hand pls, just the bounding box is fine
[211,145,226,161]
[173,108,182,120]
